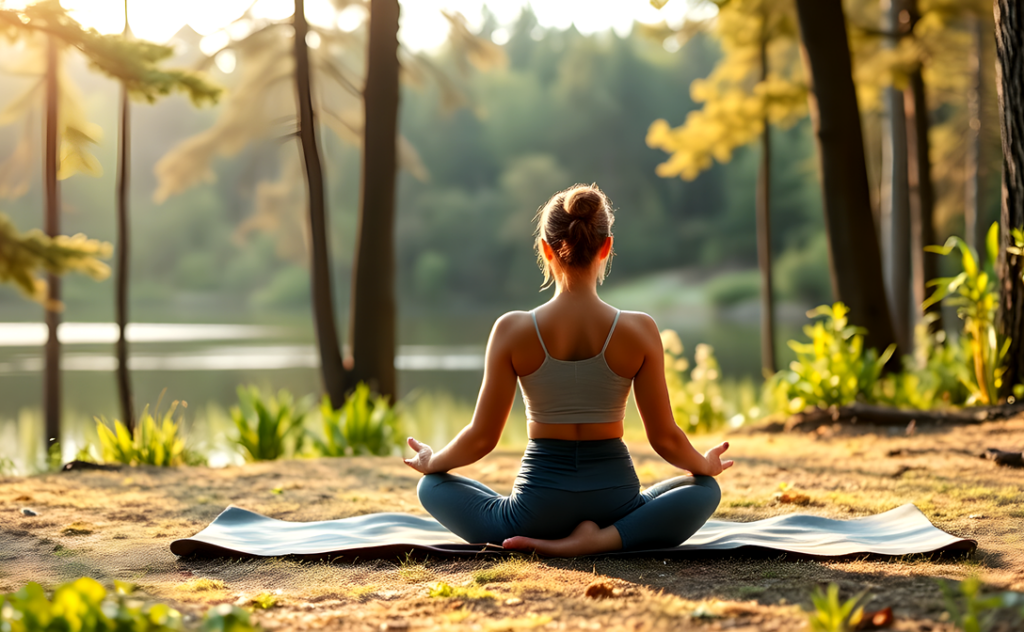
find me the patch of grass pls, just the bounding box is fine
[483,614,553,630]
[51,544,77,557]
[61,522,94,536]
[736,585,766,598]
[725,498,761,508]
[429,582,497,600]
[397,552,432,583]
[472,557,532,584]
[176,578,226,593]
[345,584,378,600]
[250,592,278,609]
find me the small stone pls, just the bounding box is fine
[968,514,985,519]
[504,597,523,606]
[380,621,409,631]
[20,508,37,516]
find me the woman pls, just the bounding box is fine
[403,184,733,557]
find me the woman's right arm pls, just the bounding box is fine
[630,314,734,477]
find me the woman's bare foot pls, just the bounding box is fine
[502,521,622,557]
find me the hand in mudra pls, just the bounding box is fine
[704,441,735,476]
[403,437,434,474]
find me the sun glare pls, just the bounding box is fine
[5,0,700,52]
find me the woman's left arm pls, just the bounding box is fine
[404,314,520,474]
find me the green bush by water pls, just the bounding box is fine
[705,270,761,308]
[315,383,402,457]
[95,401,204,467]
[231,386,308,462]
[0,578,259,632]
[766,303,894,414]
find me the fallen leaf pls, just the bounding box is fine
[856,606,894,629]
[585,581,623,599]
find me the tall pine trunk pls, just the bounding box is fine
[349,0,399,400]
[756,35,776,375]
[116,3,134,430]
[793,0,898,355]
[294,0,348,407]
[994,0,1024,397]
[43,34,61,450]
[964,13,984,255]
[905,0,940,333]
[880,0,911,353]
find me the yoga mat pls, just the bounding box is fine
[171,504,976,560]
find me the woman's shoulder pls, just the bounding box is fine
[610,310,662,347]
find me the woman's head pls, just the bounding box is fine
[534,183,615,288]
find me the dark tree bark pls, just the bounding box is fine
[994,0,1024,397]
[905,0,941,333]
[116,3,134,430]
[349,0,399,400]
[294,0,348,407]
[756,36,776,375]
[881,0,911,353]
[793,0,898,355]
[43,34,61,448]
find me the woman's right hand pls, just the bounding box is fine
[703,441,734,477]
[403,437,434,474]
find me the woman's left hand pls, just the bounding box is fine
[403,437,434,474]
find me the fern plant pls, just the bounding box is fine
[231,386,308,461]
[95,401,201,467]
[315,383,402,457]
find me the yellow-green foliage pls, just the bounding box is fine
[805,583,867,632]
[231,386,307,462]
[176,578,225,593]
[937,575,1020,632]
[0,213,112,308]
[0,578,183,632]
[767,303,894,414]
[662,330,760,431]
[646,0,806,181]
[924,224,1009,405]
[879,314,968,410]
[472,558,530,584]
[315,383,401,457]
[96,401,201,467]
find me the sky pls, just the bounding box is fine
[0,0,701,53]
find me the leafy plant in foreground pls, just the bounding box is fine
[0,578,259,632]
[936,575,1024,632]
[924,224,1008,405]
[231,386,308,462]
[96,400,203,467]
[768,303,894,414]
[805,583,868,632]
[315,383,402,457]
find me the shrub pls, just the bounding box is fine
[924,224,1010,405]
[704,270,761,308]
[95,401,203,467]
[315,383,401,457]
[767,303,894,414]
[774,233,833,305]
[231,386,308,462]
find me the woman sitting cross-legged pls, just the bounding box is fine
[403,183,734,557]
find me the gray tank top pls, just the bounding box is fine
[519,310,632,424]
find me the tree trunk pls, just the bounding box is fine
[994,0,1024,397]
[116,3,134,430]
[906,0,941,334]
[880,0,911,353]
[294,0,348,407]
[43,34,61,450]
[349,0,399,400]
[756,36,776,375]
[964,13,984,255]
[793,0,898,355]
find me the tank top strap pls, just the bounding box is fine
[530,310,551,357]
[600,310,621,354]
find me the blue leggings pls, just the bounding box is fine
[417,438,721,551]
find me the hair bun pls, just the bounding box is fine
[563,187,602,219]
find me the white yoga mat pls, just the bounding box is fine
[170,504,976,560]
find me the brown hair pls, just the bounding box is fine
[534,183,615,288]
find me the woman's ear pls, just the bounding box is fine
[541,239,555,262]
[599,236,613,260]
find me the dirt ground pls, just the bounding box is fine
[2,418,1024,631]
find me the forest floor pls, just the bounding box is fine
[2,417,1024,631]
